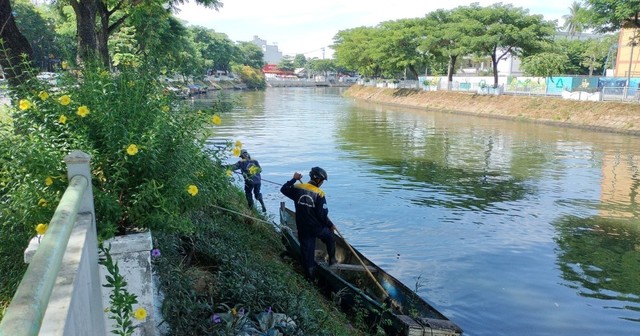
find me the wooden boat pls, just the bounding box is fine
[279,202,463,336]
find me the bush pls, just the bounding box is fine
[0,60,236,315]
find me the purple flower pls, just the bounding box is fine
[266,307,272,313]
[212,314,221,323]
[239,308,245,316]
[151,249,161,258]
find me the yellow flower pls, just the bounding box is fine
[133,307,147,321]
[19,99,31,110]
[100,70,109,77]
[226,169,232,177]
[59,95,71,106]
[232,147,241,157]
[127,81,135,87]
[38,198,48,207]
[77,105,89,117]
[38,91,49,100]
[187,184,198,196]
[126,144,139,156]
[59,115,67,124]
[61,61,68,69]
[161,105,170,113]
[35,223,48,235]
[231,307,237,316]
[235,140,242,148]
[45,176,53,186]
[211,115,221,125]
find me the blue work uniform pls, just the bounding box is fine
[280,178,336,280]
[230,158,265,210]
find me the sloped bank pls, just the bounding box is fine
[344,86,640,136]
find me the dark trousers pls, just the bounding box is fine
[244,181,263,207]
[298,226,336,280]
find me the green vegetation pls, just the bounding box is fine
[332,3,556,86]
[0,60,363,334]
[330,2,627,85]
[0,0,636,333]
[153,207,359,335]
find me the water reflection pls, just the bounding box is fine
[554,215,640,322]
[200,88,640,335]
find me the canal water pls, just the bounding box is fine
[199,87,640,336]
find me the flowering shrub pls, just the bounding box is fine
[0,61,235,243]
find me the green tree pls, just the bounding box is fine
[333,26,381,77]
[562,1,587,39]
[277,55,294,72]
[580,37,615,76]
[0,0,34,86]
[583,0,640,32]
[521,52,569,78]
[554,38,589,74]
[236,41,264,69]
[370,18,421,79]
[11,0,62,72]
[430,8,469,83]
[292,54,307,68]
[307,58,336,77]
[191,27,240,72]
[231,64,266,89]
[458,3,556,88]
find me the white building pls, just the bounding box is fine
[251,36,283,65]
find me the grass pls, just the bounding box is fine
[152,190,364,335]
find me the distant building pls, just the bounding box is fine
[251,36,283,64]
[614,22,640,78]
[262,64,294,79]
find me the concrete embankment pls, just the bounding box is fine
[344,85,640,136]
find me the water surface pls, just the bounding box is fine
[200,87,640,336]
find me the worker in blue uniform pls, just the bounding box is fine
[229,149,267,212]
[280,167,337,280]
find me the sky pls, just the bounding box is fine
[175,0,571,60]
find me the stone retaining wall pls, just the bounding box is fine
[344,85,640,136]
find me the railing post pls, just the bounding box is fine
[64,150,95,218]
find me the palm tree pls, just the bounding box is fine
[562,1,586,39]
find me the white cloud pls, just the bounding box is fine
[175,1,569,59]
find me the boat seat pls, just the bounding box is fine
[328,263,378,273]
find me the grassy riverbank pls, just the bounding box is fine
[0,68,367,335]
[344,85,640,136]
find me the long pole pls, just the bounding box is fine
[333,227,390,301]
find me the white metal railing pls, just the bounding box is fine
[0,151,104,336]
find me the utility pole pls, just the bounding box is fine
[626,29,639,99]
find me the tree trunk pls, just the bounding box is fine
[0,0,34,87]
[407,65,419,80]
[491,55,499,88]
[97,2,110,67]
[447,55,457,89]
[70,0,99,65]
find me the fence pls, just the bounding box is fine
[0,151,105,336]
[601,86,640,102]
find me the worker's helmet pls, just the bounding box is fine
[239,149,249,158]
[309,167,328,181]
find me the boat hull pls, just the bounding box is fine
[279,203,462,336]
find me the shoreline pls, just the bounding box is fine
[343,86,640,137]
